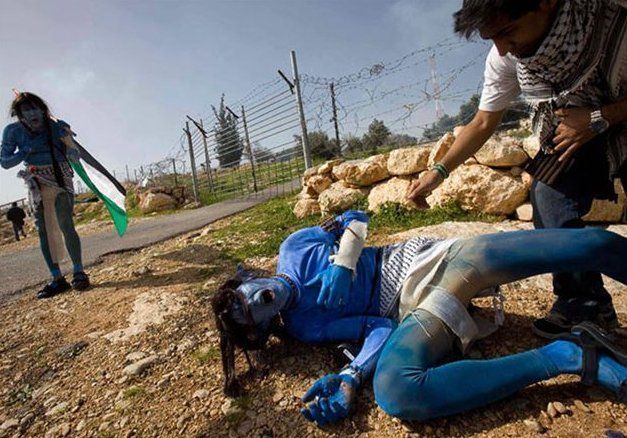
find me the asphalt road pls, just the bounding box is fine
[0,185,295,299]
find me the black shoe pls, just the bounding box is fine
[533,300,619,339]
[71,272,91,291]
[37,277,71,299]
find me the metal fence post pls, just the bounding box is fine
[290,50,312,169]
[198,119,215,194]
[241,106,258,193]
[330,82,341,157]
[172,158,179,187]
[184,121,200,203]
[125,165,130,183]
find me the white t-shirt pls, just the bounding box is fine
[478,45,521,112]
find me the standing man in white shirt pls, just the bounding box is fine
[408,0,627,338]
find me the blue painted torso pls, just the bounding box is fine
[277,220,381,344]
[1,119,71,167]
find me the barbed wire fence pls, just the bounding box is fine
[116,38,526,206]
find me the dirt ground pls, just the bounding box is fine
[0,218,625,438]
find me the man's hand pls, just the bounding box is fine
[552,108,597,162]
[306,264,352,309]
[406,170,444,207]
[301,373,358,426]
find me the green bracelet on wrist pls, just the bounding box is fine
[431,163,450,179]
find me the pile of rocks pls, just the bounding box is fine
[294,128,626,223]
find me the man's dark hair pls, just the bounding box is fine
[11,202,17,207]
[454,0,544,39]
[10,92,51,120]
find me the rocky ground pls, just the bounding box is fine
[0,214,626,438]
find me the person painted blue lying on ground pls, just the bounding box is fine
[211,210,627,425]
[1,92,90,298]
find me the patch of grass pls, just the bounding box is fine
[225,396,252,423]
[7,384,32,405]
[207,196,500,262]
[123,385,146,398]
[208,195,319,261]
[369,201,501,235]
[192,347,220,364]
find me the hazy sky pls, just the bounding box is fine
[0,0,488,203]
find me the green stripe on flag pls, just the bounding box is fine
[70,160,128,236]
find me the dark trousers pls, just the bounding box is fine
[12,222,25,241]
[530,160,614,320]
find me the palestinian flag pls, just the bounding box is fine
[69,140,128,237]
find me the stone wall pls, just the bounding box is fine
[293,129,627,223]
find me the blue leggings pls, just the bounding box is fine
[374,228,627,421]
[34,191,83,278]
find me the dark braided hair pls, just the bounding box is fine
[211,272,284,396]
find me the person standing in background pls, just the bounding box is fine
[6,201,27,241]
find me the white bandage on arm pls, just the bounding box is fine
[329,220,368,272]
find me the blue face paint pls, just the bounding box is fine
[21,108,45,131]
[232,277,293,327]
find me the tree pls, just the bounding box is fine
[294,131,337,160]
[421,94,529,141]
[212,94,243,168]
[343,135,364,154]
[362,119,391,153]
[387,133,417,149]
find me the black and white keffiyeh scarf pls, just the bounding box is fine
[516,0,627,178]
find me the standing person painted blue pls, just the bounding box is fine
[211,210,627,425]
[1,92,90,298]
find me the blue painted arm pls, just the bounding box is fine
[322,316,397,385]
[1,127,29,169]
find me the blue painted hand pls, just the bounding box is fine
[300,373,358,426]
[305,264,352,309]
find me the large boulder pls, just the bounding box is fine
[387,146,430,176]
[318,181,369,215]
[474,136,529,167]
[428,164,529,215]
[302,165,321,185]
[306,174,333,194]
[332,154,389,186]
[318,159,343,175]
[293,198,321,218]
[139,192,177,213]
[428,133,455,167]
[367,177,418,213]
[298,185,318,200]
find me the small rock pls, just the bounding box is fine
[99,422,110,431]
[574,399,592,413]
[221,399,243,417]
[523,419,545,433]
[45,402,69,417]
[176,413,191,429]
[157,377,171,388]
[76,420,86,431]
[125,352,146,363]
[56,341,89,359]
[19,413,34,427]
[132,266,152,276]
[0,419,19,431]
[193,389,209,400]
[58,422,71,436]
[547,402,559,418]
[123,355,158,376]
[272,392,284,403]
[553,401,568,415]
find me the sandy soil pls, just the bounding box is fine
[0,219,625,438]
